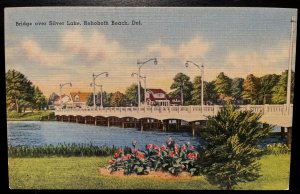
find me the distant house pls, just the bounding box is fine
[69,91,92,108]
[53,95,72,106]
[145,89,181,106]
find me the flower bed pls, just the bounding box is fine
[107,138,201,176]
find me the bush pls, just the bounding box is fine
[263,143,290,155]
[107,138,201,176]
[8,143,129,157]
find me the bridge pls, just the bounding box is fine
[55,104,293,145]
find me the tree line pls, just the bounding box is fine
[6,69,47,112]
[86,70,294,107]
[6,69,295,112]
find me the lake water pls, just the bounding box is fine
[7,121,201,149]
[7,121,286,149]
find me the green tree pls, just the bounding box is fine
[231,78,244,104]
[259,74,280,104]
[33,86,47,110]
[124,83,144,106]
[191,76,204,105]
[170,73,193,105]
[242,74,261,104]
[110,91,128,107]
[102,91,112,107]
[48,92,59,105]
[6,69,34,112]
[205,81,218,105]
[272,70,295,104]
[199,104,271,190]
[214,72,232,103]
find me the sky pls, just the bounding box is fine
[5,7,297,97]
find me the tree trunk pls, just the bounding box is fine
[15,98,20,113]
[227,176,232,190]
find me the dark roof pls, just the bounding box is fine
[147,88,166,94]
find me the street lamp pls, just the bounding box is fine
[180,81,185,106]
[92,72,108,109]
[287,16,296,114]
[90,83,103,108]
[132,73,147,106]
[59,82,72,107]
[137,58,157,107]
[185,60,204,110]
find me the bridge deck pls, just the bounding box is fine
[55,104,293,127]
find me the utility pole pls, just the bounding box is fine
[287,16,296,114]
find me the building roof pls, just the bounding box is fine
[147,88,166,94]
[70,91,91,102]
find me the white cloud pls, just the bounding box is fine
[224,41,290,78]
[61,30,127,64]
[145,36,212,63]
[20,39,65,67]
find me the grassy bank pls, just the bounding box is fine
[7,110,55,121]
[8,154,290,190]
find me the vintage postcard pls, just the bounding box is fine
[5,7,296,190]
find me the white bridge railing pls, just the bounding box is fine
[55,104,293,123]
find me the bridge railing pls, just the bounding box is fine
[56,104,293,117]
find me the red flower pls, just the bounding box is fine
[135,148,139,154]
[174,144,179,149]
[126,154,131,159]
[194,153,198,159]
[138,153,144,159]
[170,151,175,157]
[153,144,159,149]
[122,155,127,160]
[157,150,161,156]
[113,153,119,158]
[161,145,167,151]
[118,148,123,153]
[146,144,152,149]
[188,153,194,159]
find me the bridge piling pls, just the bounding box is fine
[281,127,286,139]
[287,127,292,149]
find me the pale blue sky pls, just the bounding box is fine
[5,7,297,96]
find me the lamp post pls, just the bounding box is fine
[90,83,103,108]
[132,73,146,106]
[287,16,296,114]
[92,72,108,109]
[59,82,72,107]
[180,81,185,106]
[185,60,204,110]
[137,58,157,107]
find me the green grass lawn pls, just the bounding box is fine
[7,110,54,121]
[8,154,290,190]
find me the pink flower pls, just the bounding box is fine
[194,153,198,159]
[138,153,144,160]
[122,155,127,160]
[126,154,131,159]
[190,145,194,150]
[146,144,153,149]
[170,151,175,157]
[118,148,123,153]
[153,144,159,149]
[161,145,167,151]
[174,144,179,149]
[181,145,186,151]
[188,153,194,159]
[113,153,119,158]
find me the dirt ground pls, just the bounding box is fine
[98,167,199,180]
